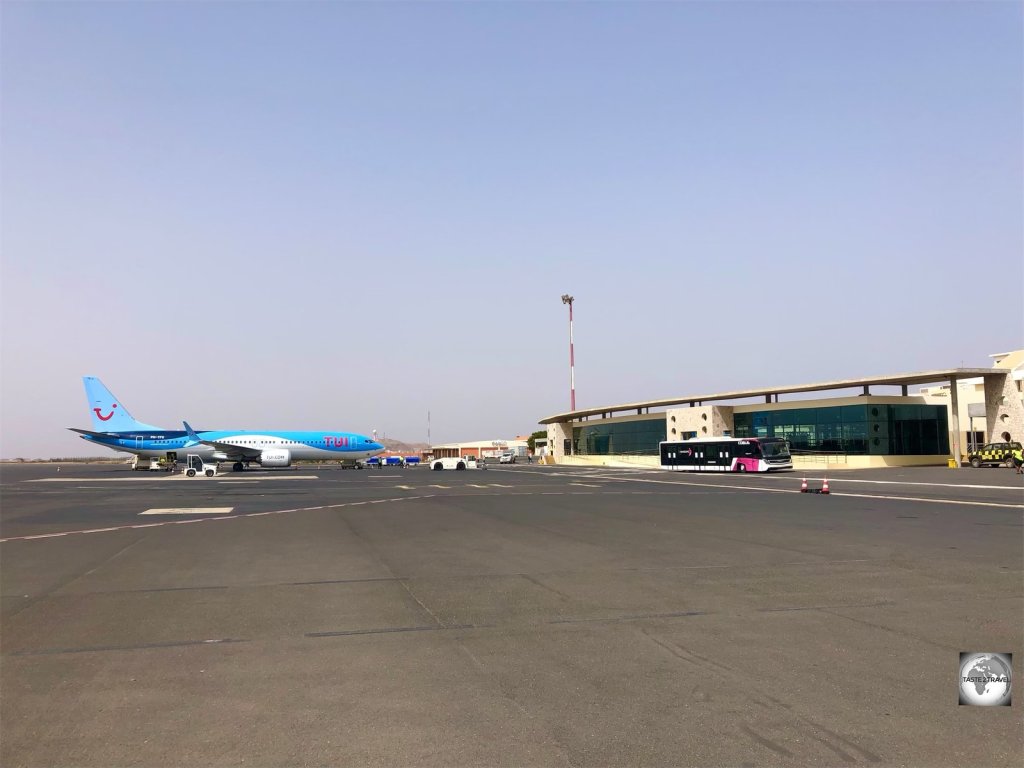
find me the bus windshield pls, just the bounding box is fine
[760,440,791,458]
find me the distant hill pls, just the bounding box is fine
[380,439,430,455]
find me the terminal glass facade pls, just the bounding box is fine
[572,419,666,456]
[732,404,949,455]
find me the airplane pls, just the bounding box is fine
[70,376,386,471]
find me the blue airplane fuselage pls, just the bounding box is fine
[79,429,384,462]
[73,377,386,468]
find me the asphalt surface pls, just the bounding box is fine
[1,462,1022,767]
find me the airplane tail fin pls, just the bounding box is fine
[182,420,203,447]
[83,376,163,432]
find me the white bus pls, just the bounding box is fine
[660,437,792,473]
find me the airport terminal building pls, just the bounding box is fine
[540,350,1024,469]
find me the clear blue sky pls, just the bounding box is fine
[2,1,1021,458]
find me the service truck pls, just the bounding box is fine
[184,454,217,477]
[430,456,486,471]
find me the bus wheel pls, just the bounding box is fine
[735,464,747,473]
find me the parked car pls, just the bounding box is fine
[499,452,516,464]
[967,441,1021,468]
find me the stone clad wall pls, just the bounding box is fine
[985,372,1024,443]
[666,406,734,440]
[547,422,573,460]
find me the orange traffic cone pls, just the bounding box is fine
[800,478,808,493]
[821,477,830,495]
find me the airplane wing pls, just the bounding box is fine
[183,421,261,459]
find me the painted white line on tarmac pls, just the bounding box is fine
[848,477,1023,491]
[1,494,446,542]
[31,475,320,483]
[583,468,1023,492]
[3,476,1016,545]
[32,477,179,483]
[180,475,319,481]
[583,474,1024,509]
[140,508,235,516]
[820,492,1024,509]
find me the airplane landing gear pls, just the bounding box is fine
[232,462,245,472]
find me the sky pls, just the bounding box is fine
[1,0,1022,459]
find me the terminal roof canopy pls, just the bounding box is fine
[539,368,1000,424]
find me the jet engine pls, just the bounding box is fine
[259,449,291,467]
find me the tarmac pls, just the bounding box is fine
[1,461,1022,767]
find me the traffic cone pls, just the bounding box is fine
[821,477,830,495]
[800,477,808,493]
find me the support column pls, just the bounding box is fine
[547,421,574,462]
[949,378,962,467]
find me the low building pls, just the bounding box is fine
[540,349,1024,469]
[431,438,529,460]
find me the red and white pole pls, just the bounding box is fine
[562,294,575,411]
[569,300,576,411]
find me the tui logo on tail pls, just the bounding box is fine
[93,405,118,421]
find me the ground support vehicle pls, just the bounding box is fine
[430,457,486,471]
[967,442,1022,468]
[660,437,792,472]
[132,454,177,472]
[184,454,217,477]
